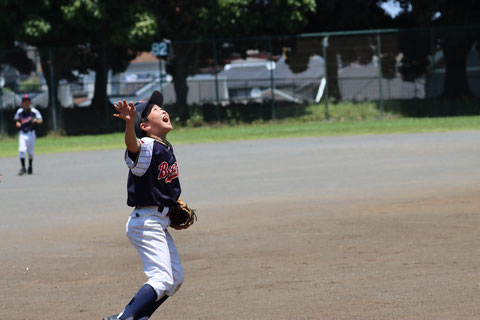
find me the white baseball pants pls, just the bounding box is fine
[18,130,36,158]
[126,206,184,300]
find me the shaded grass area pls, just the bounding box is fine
[1,115,479,158]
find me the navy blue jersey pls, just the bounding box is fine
[125,137,181,208]
[14,107,42,132]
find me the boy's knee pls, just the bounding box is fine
[166,282,182,296]
[167,273,184,296]
[175,274,184,288]
[149,277,183,297]
[147,277,173,299]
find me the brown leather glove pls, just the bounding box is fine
[168,198,197,230]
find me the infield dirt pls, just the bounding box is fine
[1,132,479,319]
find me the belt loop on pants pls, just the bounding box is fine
[134,206,165,217]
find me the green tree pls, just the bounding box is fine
[140,0,316,123]
[60,0,156,113]
[16,0,97,128]
[15,0,155,130]
[287,0,393,101]
[0,0,35,90]
[388,0,480,97]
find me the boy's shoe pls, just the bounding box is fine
[18,168,26,175]
[27,167,32,174]
[102,314,119,320]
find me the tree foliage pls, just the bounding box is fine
[387,0,480,97]
[0,0,35,88]
[283,0,393,101]
[3,0,479,127]
[140,0,316,122]
[8,0,156,123]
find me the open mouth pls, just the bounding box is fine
[162,116,169,123]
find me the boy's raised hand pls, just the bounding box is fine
[113,100,136,122]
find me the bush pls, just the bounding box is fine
[19,77,42,92]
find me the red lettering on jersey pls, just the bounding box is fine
[157,161,179,183]
[21,116,33,124]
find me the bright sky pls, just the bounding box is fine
[380,0,403,17]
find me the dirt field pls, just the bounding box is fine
[1,132,479,320]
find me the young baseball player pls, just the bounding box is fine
[103,91,184,320]
[14,95,43,175]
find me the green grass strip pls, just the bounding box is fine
[1,116,479,158]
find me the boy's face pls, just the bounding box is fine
[22,99,31,110]
[142,104,172,136]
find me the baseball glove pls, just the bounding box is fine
[168,198,197,230]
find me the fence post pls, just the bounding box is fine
[430,28,438,116]
[322,36,330,120]
[268,37,276,119]
[158,58,164,93]
[103,44,110,130]
[212,39,220,121]
[0,65,4,135]
[376,32,384,118]
[48,48,57,132]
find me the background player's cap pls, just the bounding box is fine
[134,90,164,138]
[22,94,31,101]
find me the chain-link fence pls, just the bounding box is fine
[1,26,479,135]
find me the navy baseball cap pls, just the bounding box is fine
[134,90,164,138]
[22,94,31,101]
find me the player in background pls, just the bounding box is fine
[14,95,43,175]
[103,91,184,320]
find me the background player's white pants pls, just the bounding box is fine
[126,206,184,300]
[18,130,36,158]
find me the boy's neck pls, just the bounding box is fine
[149,133,167,144]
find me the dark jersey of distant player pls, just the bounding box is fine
[126,138,181,209]
[16,108,40,132]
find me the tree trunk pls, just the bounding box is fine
[91,45,109,113]
[39,49,63,131]
[442,34,473,98]
[170,42,194,123]
[327,47,341,102]
[172,63,189,123]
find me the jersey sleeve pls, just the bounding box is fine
[125,137,154,177]
[32,108,43,120]
[13,109,22,121]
